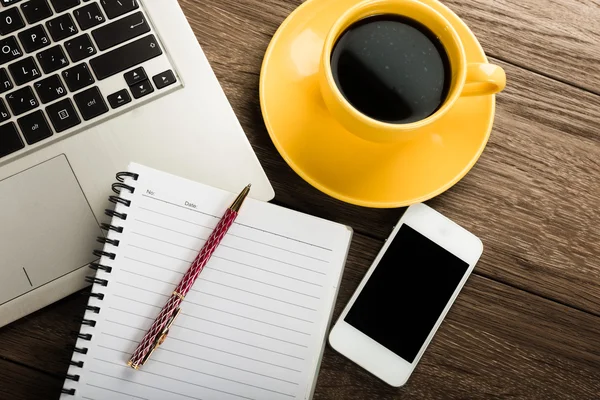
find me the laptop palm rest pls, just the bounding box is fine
[0,155,100,307]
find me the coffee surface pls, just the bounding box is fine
[331,15,451,124]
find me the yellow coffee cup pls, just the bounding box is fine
[319,0,506,142]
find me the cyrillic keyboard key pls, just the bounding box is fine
[123,66,145,86]
[62,62,93,91]
[33,73,66,103]
[89,34,162,80]
[18,109,52,144]
[18,24,51,53]
[6,86,38,115]
[49,0,79,13]
[0,99,10,122]
[73,2,104,30]
[100,0,137,20]
[46,13,78,41]
[0,68,13,94]
[36,45,69,73]
[8,56,41,85]
[153,69,176,89]
[91,11,148,51]
[0,36,23,65]
[0,7,25,35]
[65,33,96,62]
[73,86,107,120]
[0,122,24,159]
[20,0,52,24]
[46,98,80,132]
[107,88,130,109]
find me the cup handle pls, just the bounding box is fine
[461,63,506,97]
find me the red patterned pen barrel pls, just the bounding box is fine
[127,186,250,369]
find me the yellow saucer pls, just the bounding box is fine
[260,0,496,208]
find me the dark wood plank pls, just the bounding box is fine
[179,0,600,313]
[0,289,89,378]
[443,0,600,94]
[0,359,62,400]
[0,234,598,398]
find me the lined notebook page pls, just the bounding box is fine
[65,163,352,400]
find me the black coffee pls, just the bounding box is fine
[331,15,451,124]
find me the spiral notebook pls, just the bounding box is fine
[61,163,352,400]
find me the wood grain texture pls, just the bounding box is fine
[0,359,62,400]
[1,234,599,399]
[177,0,600,313]
[442,0,600,94]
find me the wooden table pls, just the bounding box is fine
[2,0,599,398]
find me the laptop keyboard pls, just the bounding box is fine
[0,0,180,160]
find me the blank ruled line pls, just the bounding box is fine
[106,307,309,347]
[130,233,326,275]
[119,268,319,302]
[114,281,169,298]
[97,346,300,385]
[200,278,318,311]
[117,268,317,311]
[100,333,303,372]
[140,197,333,251]
[89,371,205,400]
[86,383,149,400]
[116,288,315,324]
[93,358,296,398]
[125,254,324,287]
[195,291,315,323]
[181,313,309,347]
[135,218,329,263]
[81,397,97,400]
[188,303,312,334]
[102,323,305,360]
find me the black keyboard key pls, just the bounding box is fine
[36,45,69,73]
[46,98,79,132]
[92,11,148,51]
[61,62,93,91]
[33,73,66,103]
[90,34,161,80]
[18,109,52,144]
[107,88,130,109]
[0,7,24,35]
[8,56,41,85]
[73,86,107,120]
[1,0,23,6]
[0,99,10,122]
[46,13,77,41]
[6,86,38,115]
[123,66,144,86]
[0,68,13,93]
[0,122,24,159]
[20,0,52,24]
[130,78,152,99]
[0,36,23,65]
[64,33,95,62]
[153,69,176,89]
[49,0,79,13]
[18,24,51,53]
[100,0,137,19]
[73,2,104,30]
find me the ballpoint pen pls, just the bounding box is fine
[127,184,252,369]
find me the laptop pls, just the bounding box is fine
[0,0,274,328]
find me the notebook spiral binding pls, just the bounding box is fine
[61,171,139,397]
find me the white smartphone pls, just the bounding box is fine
[329,203,483,387]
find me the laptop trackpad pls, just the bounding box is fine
[0,155,100,306]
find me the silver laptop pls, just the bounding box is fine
[0,0,274,327]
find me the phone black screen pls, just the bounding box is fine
[344,224,469,363]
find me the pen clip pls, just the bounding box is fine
[140,307,181,367]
